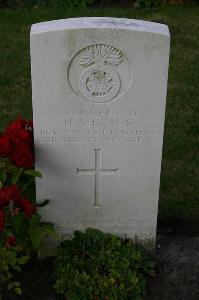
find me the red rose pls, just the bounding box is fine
[14,198,36,218]
[4,116,33,147]
[5,116,27,134]
[0,210,4,233]
[11,143,34,169]
[7,129,32,146]
[6,236,17,247]
[0,184,21,208]
[0,134,12,157]
[17,129,33,145]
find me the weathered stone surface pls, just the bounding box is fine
[31,17,170,249]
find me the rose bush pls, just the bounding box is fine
[0,116,56,298]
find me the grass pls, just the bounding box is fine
[0,5,198,221]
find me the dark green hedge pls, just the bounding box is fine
[0,0,197,8]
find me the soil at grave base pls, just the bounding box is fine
[4,224,199,300]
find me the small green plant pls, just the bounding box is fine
[54,228,154,300]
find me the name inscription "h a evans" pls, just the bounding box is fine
[39,109,160,144]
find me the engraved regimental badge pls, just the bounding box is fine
[78,45,122,102]
[68,44,131,103]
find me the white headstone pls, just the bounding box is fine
[31,17,170,250]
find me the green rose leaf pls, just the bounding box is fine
[14,287,22,295]
[18,256,29,265]
[24,169,42,178]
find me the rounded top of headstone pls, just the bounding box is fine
[31,17,170,37]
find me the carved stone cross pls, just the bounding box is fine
[77,149,119,207]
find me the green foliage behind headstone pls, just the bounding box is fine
[1,0,97,8]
